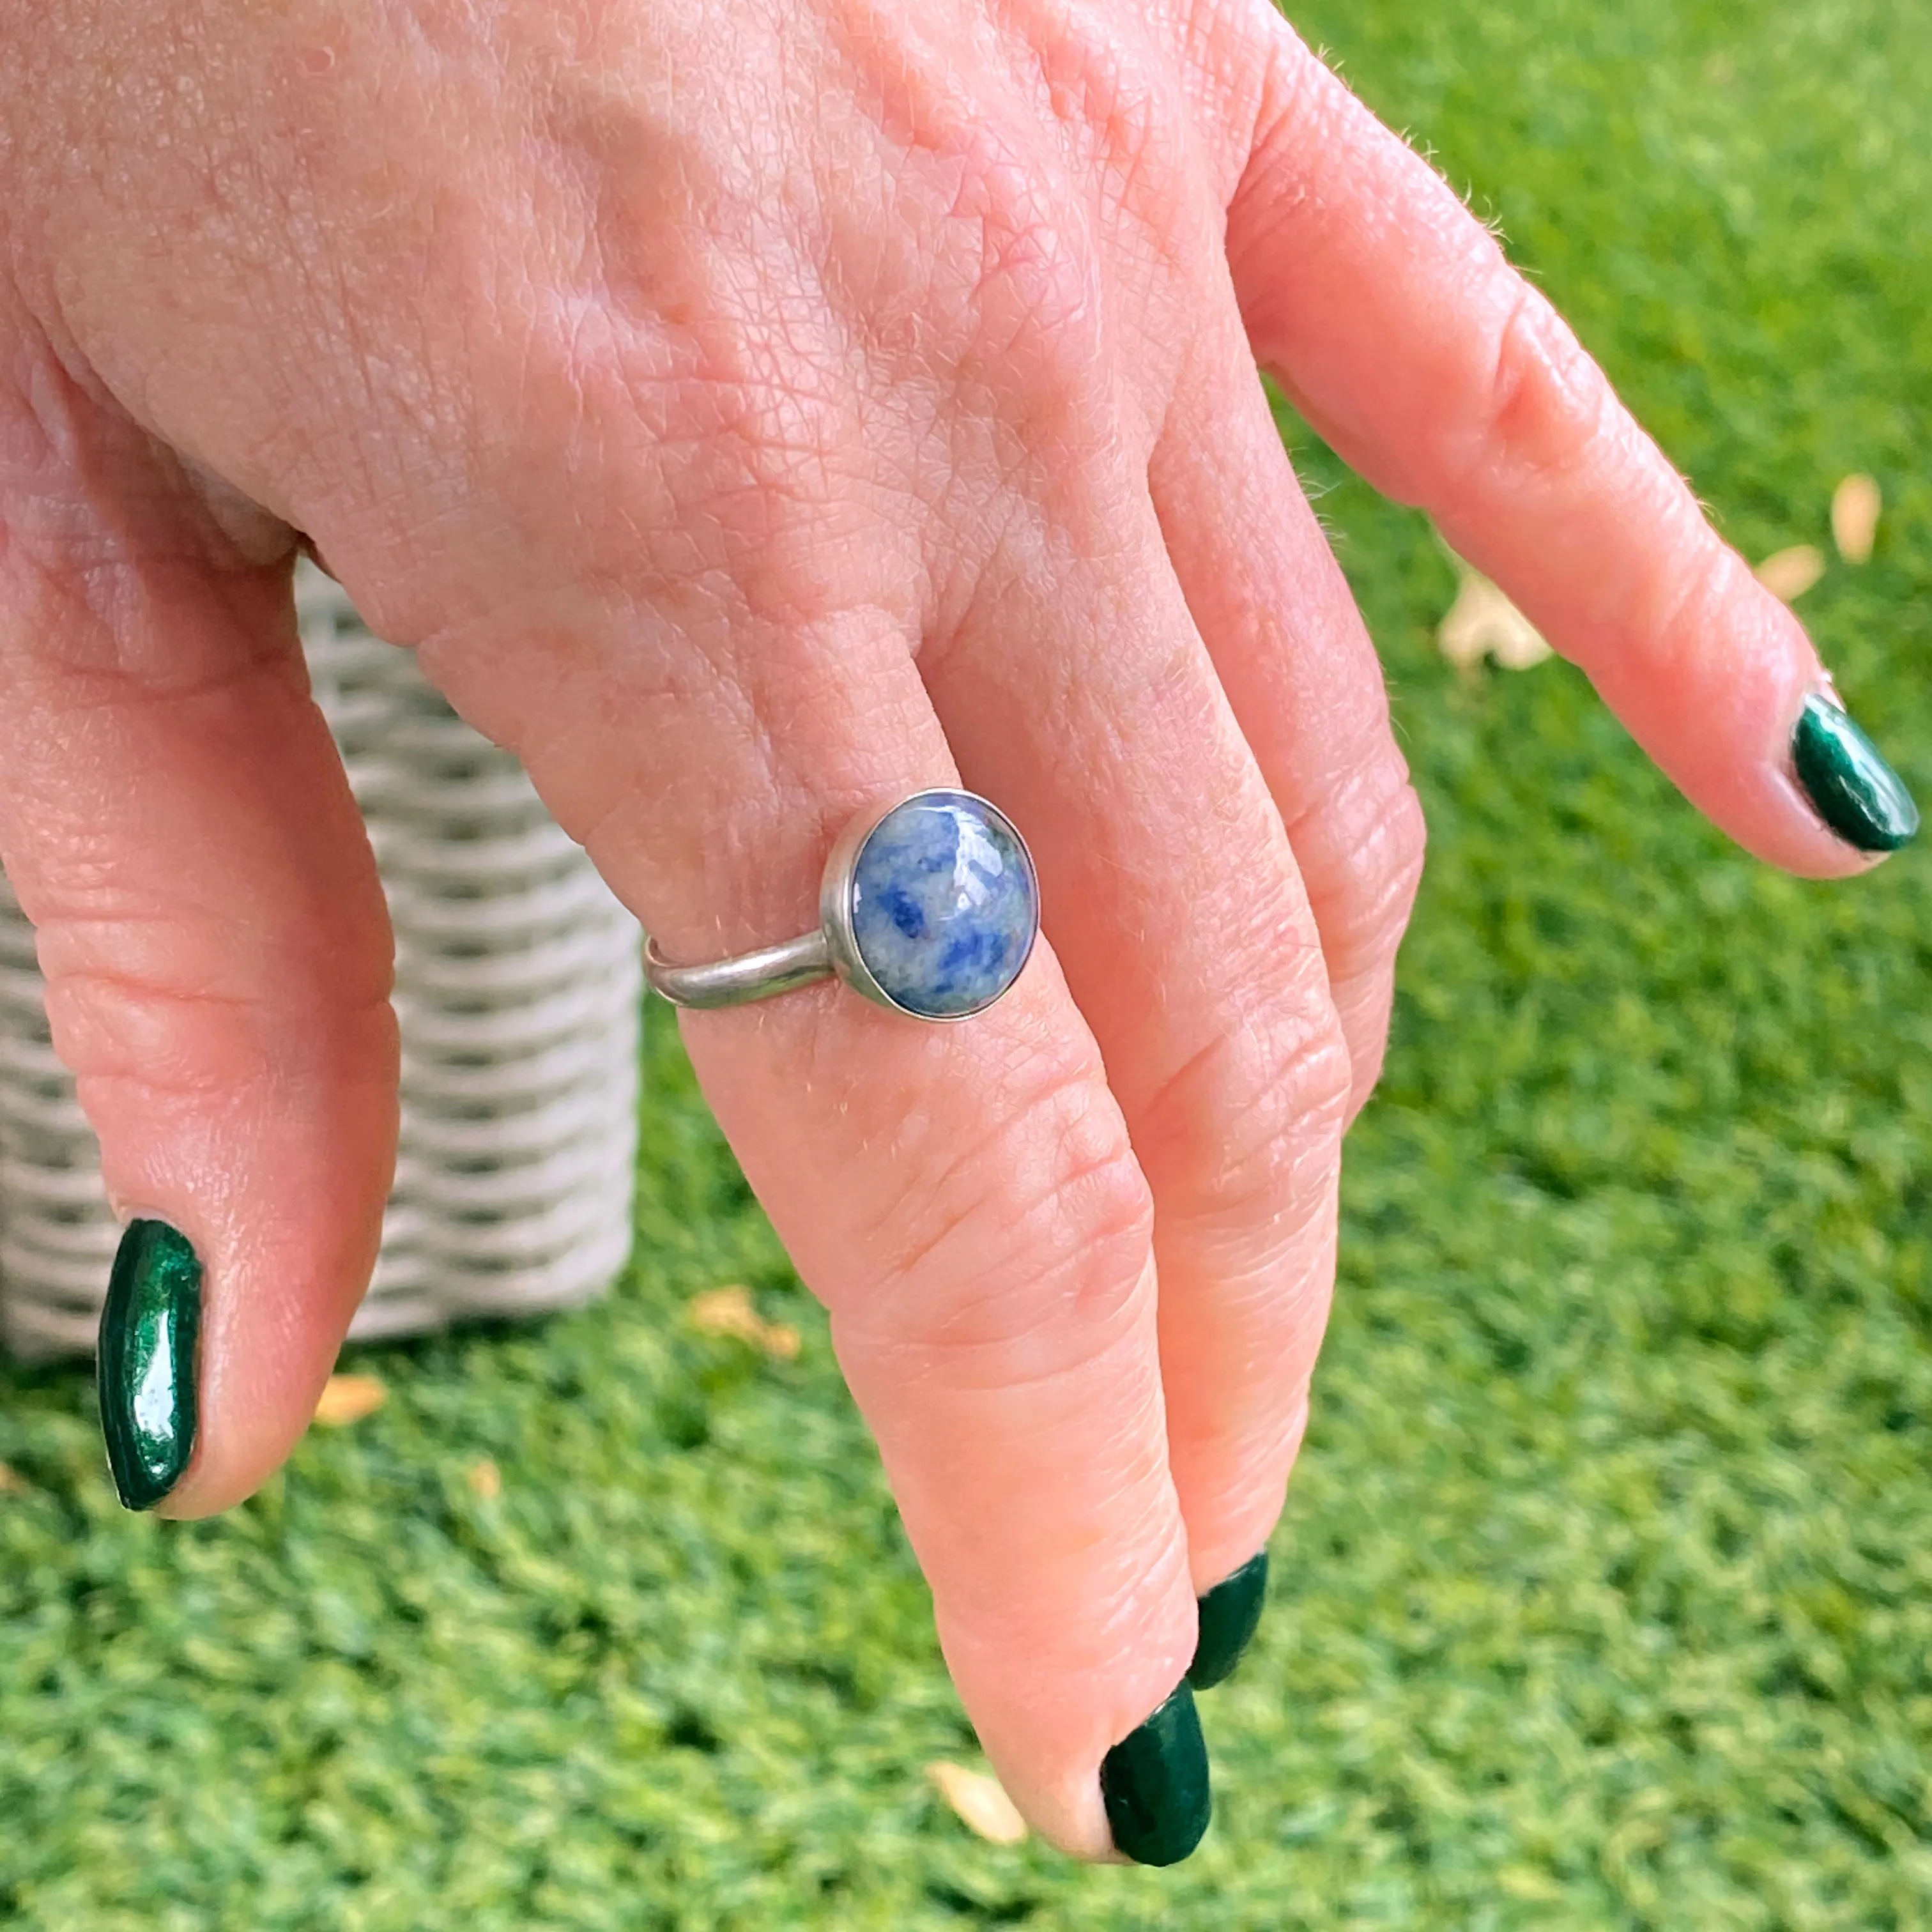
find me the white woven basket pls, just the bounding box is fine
[0,562,641,1360]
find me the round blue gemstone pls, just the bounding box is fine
[849,793,1038,1018]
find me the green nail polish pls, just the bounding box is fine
[1792,693,1919,852]
[1188,1552,1268,1689]
[96,1220,203,1511]
[1100,1682,1211,1867]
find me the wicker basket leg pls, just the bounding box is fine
[0,874,119,1361]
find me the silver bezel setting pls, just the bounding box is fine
[818,787,1039,1022]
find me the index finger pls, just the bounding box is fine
[1220,14,1917,870]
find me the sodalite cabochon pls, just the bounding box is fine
[849,794,1038,1018]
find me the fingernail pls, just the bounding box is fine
[1792,691,1919,852]
[1188,1551,1268,1689]
[1100,1681,1212,1866]
[96,1219,204,1511]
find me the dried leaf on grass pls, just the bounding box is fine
[467,1459,502,1500]
[1831,473,1882,564]
[687,1285,801,1360]
[1756,544,1826,602]
[1438,563,1551,672]
[0,1462,27,1496]
[312,1374,388,1427]
[925,1761,1027,1844]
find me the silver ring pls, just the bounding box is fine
[645,788,1039,1022]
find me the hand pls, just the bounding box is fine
[0,0,1908,1866]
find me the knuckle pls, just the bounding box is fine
[847,1042,1155,1380]
[35,909,394,1109]
[1372,772,1430,929]
[1184,0,1304,180]
[1460,280,1613,491]
[938,123,1109,417]
[1144,986,1352,1234]
[1227,25,1335,261]
[1356,779,1429,963]
[1340,790,1425,1108]
[49,970,285,1105]
[1027,22,1197,265]
[1657,540,1747,655]
[1287,762,1426,1117]
[1294,754,1429,975]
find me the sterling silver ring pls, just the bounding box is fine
[644,788,1040,1022]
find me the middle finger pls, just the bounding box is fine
[912,265,1354,1636]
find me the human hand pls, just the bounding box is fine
[0,0,1913,1866]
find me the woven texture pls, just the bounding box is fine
[0,562,640,1360]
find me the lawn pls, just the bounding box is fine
[4,1,1931,1926]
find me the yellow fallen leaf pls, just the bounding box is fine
[687,1285,801,1360]
[1756,544,1825,602]
[1830,473,1882,564]
[0,1462,26,1496]
[467,1458,502,1500]
[1438,564,1551,671]
[312,1373,388,1427]
[926,1761,1027,1845]
[1498,1863,1567,1902]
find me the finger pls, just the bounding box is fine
[385,563,1201,1861]
[1149,321,1426,1121]
[0,349,396,1515]
[1224,15,1917,874]
[916,406,1352,1643]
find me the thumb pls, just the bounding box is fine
[0,348,396,1514]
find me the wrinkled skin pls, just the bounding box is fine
[0,0,1863,1856]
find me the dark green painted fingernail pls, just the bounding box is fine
[96,1219,203,1511]
[1188,1552,1268,1689]
[1792,693,1919,852]
[1100,1682,1211,1866]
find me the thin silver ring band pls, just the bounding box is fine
[642,788,1039,1022]
[644,930,832,1011]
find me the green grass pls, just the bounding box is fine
[5,2,1932,1925]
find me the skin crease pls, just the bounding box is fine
[0,0,1878,1860]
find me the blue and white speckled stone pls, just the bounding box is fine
[848,793,1038,1018]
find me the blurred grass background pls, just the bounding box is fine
[4,1,1931,1925]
